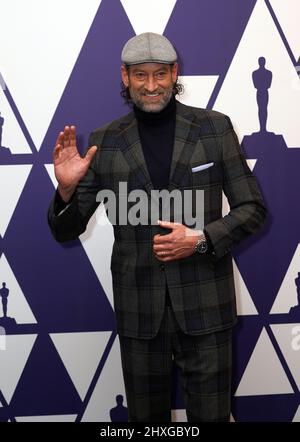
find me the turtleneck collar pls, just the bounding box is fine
[133,94,176,125]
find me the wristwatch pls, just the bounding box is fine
[194,233,208,254]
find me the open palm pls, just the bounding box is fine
[53,126,97,198]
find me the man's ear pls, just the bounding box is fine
[121,65,129,87]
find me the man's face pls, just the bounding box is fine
[121,62,178,113]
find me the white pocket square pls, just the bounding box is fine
[191,162,214,173]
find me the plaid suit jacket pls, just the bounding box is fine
[48,101,267,339]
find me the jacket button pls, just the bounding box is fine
[159,264,165,271]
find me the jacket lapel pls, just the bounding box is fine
[168,101,202,191]
[115,112,154,195]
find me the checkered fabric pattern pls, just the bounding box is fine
[119,305,232,422]
[48,101,267,339]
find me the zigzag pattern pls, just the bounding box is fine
[0,0,299,422]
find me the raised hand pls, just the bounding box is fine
[53,125,97,202]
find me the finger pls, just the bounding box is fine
[84,145,97,164]
[158,220,181,229]
[55,131,64,148]
[153,243,171,252]
[154,246,174,256]
[154,232,174,244]
[153,233,173,244]
[161,255,174,262]
[154,252,173,262]
[53,143,62,161]
[63,126,70,146]
[69,125,77,146]
[153,234,161,243]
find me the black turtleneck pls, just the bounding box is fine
[134,96,177,307]
[134,95,176,190]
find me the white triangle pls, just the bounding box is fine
[233,259,258,316]
[246,159,257,171]
[270,243,300,314]
[222,158,256,217]
[230,413,235,422]
[0,334,37,403]
[44,164,57,188]
[292,405,300,422]
[222,191,230,218]
[16,414,77,422]
[171,409,187,422]
[0,165,32,237]
[44,163,115,309]
[79,207,115,309]
[120,0,177,35]
[50,331,111,401]
[214,0,300,147]
[270,0,300,61]
[0,254,37,324]
[271,324,300,391]
[82,336,127,421]
[0,77,32,153]
[235,328,293,396]
[177,76,219,109]
[0,0,101,150]
[0,400,2,407]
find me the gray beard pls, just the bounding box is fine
[129,87,173,113]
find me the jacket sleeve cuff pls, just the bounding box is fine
[203,220,233,259]
[54,189,75,216]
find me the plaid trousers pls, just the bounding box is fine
[119,299,233,422]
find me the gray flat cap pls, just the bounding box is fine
[121,32,177,65]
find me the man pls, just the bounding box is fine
[252,57,272,133]
[48,32,267,422]
[0,282,9,317]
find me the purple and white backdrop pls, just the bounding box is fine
[0,0,299,422]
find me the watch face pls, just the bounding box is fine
[197,240,208,254]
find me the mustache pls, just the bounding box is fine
[141,89,164,94]
[140,85,174,95]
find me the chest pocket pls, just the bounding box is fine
[190,161,222,188]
